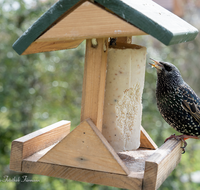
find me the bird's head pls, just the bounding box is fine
[149,58,184,87]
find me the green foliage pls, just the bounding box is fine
[1,0,200,190]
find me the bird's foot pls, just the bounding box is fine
[164,134,199,154]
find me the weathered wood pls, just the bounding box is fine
[118,149,156,174]
[22,158,143,190]
[38,1,145,44]
[143,139,182,190]
[10,141,23,172]
[22,39,83,55]
[10,122,182,189]
[39,118,129,175]
[10,120,70,172]
[81,38,108,131]
[140,126,158,150]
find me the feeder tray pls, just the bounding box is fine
[10,0,198,190]
[10,118,183,190]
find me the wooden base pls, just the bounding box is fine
[10,119,182,190]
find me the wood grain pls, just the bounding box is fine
[22,158,143,190]
[38,1,146,43]
[10,123,182,189]
[10,141,23,172]
[81,38,108,131]
[39,119,129,175]
[140,126,158,150]
[10,120,71,172]
[22,39,83,55]
[143,139,182,190]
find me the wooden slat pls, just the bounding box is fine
[22,39,83,55]
[140,126,158,150]
[39,118,129,175]
[81,38,108,131]
[22,158,142,190]
[10,120,71,172]
[10,141,23,172]
[116,37,132,44]
[143,139,182,190]
[37,1,146,43]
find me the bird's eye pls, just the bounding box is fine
[164,65,172,72]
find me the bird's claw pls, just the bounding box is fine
[180,138,187,154]
[164,134,187,154]
[181,148,185,154]
[164,133,176,143]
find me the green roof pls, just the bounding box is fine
[13,0,198,55]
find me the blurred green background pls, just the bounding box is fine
[1,0,200,189]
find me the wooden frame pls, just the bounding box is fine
[81,38,108,131]
[10,37,183,190]
[9,0,195,186]
[10,118,182,190]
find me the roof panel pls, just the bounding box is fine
[13,0,81,55]
[13,0,198,55]
[95,0,198,45]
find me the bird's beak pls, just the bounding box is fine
[149,58,163,71]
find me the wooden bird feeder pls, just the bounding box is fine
[10,0,198,189]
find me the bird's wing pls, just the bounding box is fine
[182,100,200,123]
[180,84,200,123]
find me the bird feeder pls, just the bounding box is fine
[10,0,198,190]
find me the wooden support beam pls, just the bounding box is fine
[22,39,83,55]
[81,38,108,131]
[116,37,132,44]
[39,119,129,175]
[22,157,143,190]
[10,120,70,172]
[140,126,158,150]
[143,139,182,190]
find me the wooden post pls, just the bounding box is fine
[81,38,108,132]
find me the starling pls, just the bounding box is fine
[149,58,199,153]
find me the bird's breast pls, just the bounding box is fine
[156,88,183,122]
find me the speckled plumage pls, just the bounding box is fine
[150,59,200,137]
